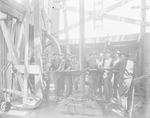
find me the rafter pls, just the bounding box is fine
[58,33,140,44]
[0,0,25,21]
[53,0,73,2]
[53,2,150,28]
[103,14,150,27]
[53,0,134,36]
[0,21,19,64]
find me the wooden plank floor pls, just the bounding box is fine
[0,100,121,118]
[0,95,145,118]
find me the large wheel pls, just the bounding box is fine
[0,101,11,112]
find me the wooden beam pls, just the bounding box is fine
[53,0,134,17]
[79,0,85,93]
[53,0,133,36]
[97,0,134,17]
[23,0,30,105]
[17,23,24,57]
[0,20,24,94]
[15,65,40,74]
[103,14,150,27]
[0,0,25,21]
[53,3,93,16]
[53,0,72,2]
[34,0,43,99]
[0,21,19,64]
[53,17,92,37]
[60,40,138,50]
[53,4,150,27]
[58,33,140,44]
[5,89,23,97]
[63,1,70,53]
[131,5,150,9]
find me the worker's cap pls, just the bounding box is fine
[90,51,97,55]
[114,51,121,55]
[104,50,111,54]
[120,51,129,57]
[71,55,76,58]
[66,53,72,57]
[53,52,64,56]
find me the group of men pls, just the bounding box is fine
[49,52,79,100]
[87,50,134,117]
[48,49,134,117]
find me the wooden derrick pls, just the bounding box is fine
[0,0,51,109]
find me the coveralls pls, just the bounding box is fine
[101,57,113,102]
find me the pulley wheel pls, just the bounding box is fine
[0,101,11,112]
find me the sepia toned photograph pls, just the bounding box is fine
[0,0,150,118]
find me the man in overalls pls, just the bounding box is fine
[51,53,65,101]
[87,52,100,96]
[112,51,121,99]
[101,50,113,103]
[63,53,73,98]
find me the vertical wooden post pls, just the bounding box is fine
[23,0,30,104]
[63,1,70,53]
[139,0,150,116]
[48,0,53,34]
[79,0,85,93]
[34,0,43,98]
[140,0,146,75]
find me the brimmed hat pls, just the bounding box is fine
[90,51,97,56]
[104,50,111,54]
[66,53,72,56]
[120,51,129,57]
[53,52,64,56]
[114,51,121,55]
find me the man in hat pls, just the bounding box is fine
[51,52,65,101]
[108,51,134,117]
[112,51,121,99]
[86,51,100,96]
[100,50,114,103]
[63,53,73,98]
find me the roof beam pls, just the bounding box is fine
[60,40,138,49]
[53,17,93,36]
[53,3,150,27]
[53,0,134,36]
[58,33,140,44]
[103,14,150,27]
[53,0,72,2]
[0,0,26,21]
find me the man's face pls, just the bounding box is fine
[105,52,111,58]
[114,53,119,58]
[90,54,95,59]
[120,54,127,60]
[67,55,71,60]
[59,55,64,59]
[54,55,58,59]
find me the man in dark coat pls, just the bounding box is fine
[51,53,65,100]
[112,51,121,99]
[108,51,134,117]
[63,53,73,98]
[87,52,100,96]
[100,50,113,103]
